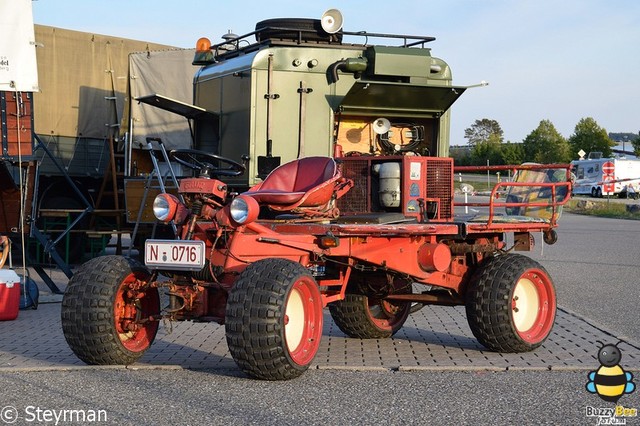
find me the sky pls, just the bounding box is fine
[31,0,640,145]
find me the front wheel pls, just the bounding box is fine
[225,258,324,380]
[465,254,556,352]
[61,256,160,365]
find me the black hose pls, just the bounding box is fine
[327,59,348,83]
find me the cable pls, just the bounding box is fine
[377,123,425,154]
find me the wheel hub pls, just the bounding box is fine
[512,276,540,333]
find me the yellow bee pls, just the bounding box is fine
[586,341,635,402]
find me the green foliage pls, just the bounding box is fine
[449,146,472,166]
[609,132,638,143]
[632,136,640,157]
[568,117,616,158]
[522,120,571,164]
[464,119,504,146]
[500,142,525,165]
[460,116,631,166]
[471,139,502,165]
[565,199,640,220]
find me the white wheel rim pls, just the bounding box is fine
[512,278,539,332]
[285,287,305,352]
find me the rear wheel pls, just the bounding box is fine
[225,258,323,380]
[329,287,410,339]
[465,254,556,352]
[61,255,160,365]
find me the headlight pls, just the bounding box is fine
[230,197,250,224]
[229,195,259,225]
[153,194,177,222]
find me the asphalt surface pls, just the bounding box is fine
[528,210,640,344]
[1,210,639,425]
[0,369,616,425]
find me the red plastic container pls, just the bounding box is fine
[0,270,20,321]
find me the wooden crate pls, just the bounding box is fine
[124,178,179,224]
[0,161,35,234]
[1,92,34,158]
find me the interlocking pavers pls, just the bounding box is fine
[2,300,639,373]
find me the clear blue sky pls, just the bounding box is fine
[32,0,640,145]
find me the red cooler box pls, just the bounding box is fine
[0,270,20,321]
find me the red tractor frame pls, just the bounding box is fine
[62,151,571,380]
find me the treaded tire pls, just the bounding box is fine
[225,258,323,380]
[465,254,556,353]
[255,18,342,43]
[329,294,410,339]
[61,255,160,365]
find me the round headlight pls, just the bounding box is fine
[153,195,172,222]
[230,197,250,224]
[229,195,259,225]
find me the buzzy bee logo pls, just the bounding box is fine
[585,341,637,425]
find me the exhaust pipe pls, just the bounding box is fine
[327,57,368,83]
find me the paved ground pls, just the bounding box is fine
[2,282,639,374]
[2,212,640,424]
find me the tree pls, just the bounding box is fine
[449,145,472,166]
[500,142,525,165]
[471,138,502,165]
[522,120,571,164]
[464,119,504,146]
[631,135,640,157]
[568,117,616,158]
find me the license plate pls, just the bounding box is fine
[144,239,206,271]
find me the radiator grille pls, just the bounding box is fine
[426,158,453,219]
[337,157,453,219]
[338,159,369,213]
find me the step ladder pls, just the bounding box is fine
[92,135,125,253]
[128,137,182,256]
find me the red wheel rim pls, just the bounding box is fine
[511,268,556,344]
[284,276,323,366]
[113,272,160,352]
[367,298,408,332]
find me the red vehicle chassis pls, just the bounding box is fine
[61,154,572,380]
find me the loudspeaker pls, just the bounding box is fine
[372,117,391,135]
[321,9,343,34]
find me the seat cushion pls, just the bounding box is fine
[242,190,306,205]
[242,156,338,208]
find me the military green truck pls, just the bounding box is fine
[137,11,464,190]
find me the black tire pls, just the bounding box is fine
[329,293,410,339]
[465,254,556,353]
[225,258,323,380]
[61,255,160,365]
[596,187,603,198]
[255,18,342,43]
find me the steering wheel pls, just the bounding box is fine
[170,149,245,178]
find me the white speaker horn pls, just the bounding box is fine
[321,9,343,34]
[372,118,391,135]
